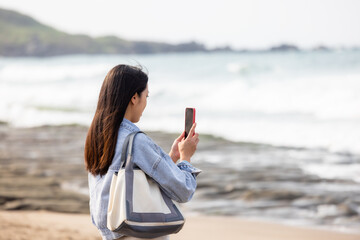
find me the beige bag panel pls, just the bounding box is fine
[132,170,171,214]
[107,170,127,231]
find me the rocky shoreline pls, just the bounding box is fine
[0,123,89,213]
[1,123,360,233]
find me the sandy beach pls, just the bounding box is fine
[1,210,360,240]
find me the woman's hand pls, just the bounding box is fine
[169,131,185,163]
[178,123,199,162]
[169,123,199,163]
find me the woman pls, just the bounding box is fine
[84,64,201,240]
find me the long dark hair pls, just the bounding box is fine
[84,64,148,176]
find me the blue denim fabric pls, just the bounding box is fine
[88,118,201,240]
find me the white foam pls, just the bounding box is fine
[1,52,360,156]
[302,163,360,183]
[0,61,109,83]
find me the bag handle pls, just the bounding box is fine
[120,131,143,169]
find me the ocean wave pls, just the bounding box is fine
[0,61,109,84]
[226,62,272,76]
[1,52,360,156]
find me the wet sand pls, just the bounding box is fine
[1,210,359,240]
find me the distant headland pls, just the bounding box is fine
[0,8,358,57]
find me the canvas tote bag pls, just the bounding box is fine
[107,131,185,239]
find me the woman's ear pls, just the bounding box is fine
[130,93,138,105]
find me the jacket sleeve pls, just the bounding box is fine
[131,133,200,203]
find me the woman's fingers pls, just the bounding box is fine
[177,131,185,141]
[194,134,199,142]
[194,133,199,145]
[178,124,199,161]
[188,122,197,138]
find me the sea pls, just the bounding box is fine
[1,50,360,232]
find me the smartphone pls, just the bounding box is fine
[185,108,196,139]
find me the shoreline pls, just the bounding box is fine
[0,210,359,240]
[1,123,360,234]
[1,121,359,156]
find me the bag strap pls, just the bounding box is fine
[120,131,143,169]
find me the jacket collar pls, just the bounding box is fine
[120,118,140,132]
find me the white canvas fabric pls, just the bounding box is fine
[132,170,171,214]
[107,170,127,230]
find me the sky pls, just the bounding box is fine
[0,0,359,49]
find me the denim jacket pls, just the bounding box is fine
[88,118,201,240]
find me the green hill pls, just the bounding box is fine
[0,8,208,56]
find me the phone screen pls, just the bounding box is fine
[185,108,195,139]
